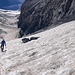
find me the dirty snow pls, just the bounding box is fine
[1,20,75,75]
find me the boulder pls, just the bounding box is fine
[22,38,30,43]
[30,37,39,41]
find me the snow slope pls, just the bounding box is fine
[0,9,20,41]
[0,9,20,27]
[1,21,75,75]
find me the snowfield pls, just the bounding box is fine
[0,9,20,28]
[1,21,75,75]
[0,9,20,41]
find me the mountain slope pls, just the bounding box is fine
[18,0,75,37]
[0,9,20,27]
[2,20,75,75]
[0,9,20,41]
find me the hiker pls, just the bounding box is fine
[0,39,6,52]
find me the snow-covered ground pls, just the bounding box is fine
[0,25,20,41]
[0,9,20,25]
[1,20,75,75]
[0,9,20,41]
[0,9,20,27]
[0,9,20,75]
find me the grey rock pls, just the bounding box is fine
[22,37,39,43]
[18,0,75,37]
[22,38,30,43]
[30,37,39,41]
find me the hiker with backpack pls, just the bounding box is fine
[0,39,6,52]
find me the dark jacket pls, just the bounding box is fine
[1,40,6,46]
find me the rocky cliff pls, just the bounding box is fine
[18,0,75,37]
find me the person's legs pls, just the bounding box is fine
[1,45,4,52]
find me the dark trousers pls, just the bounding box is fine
[1,45,4,52]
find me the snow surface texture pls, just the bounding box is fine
[1,21,75,75]
[0,9,20,41]
[0,9,20,27]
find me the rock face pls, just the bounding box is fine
[18,0,75,37]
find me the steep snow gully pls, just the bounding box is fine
[1,20,75,75]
